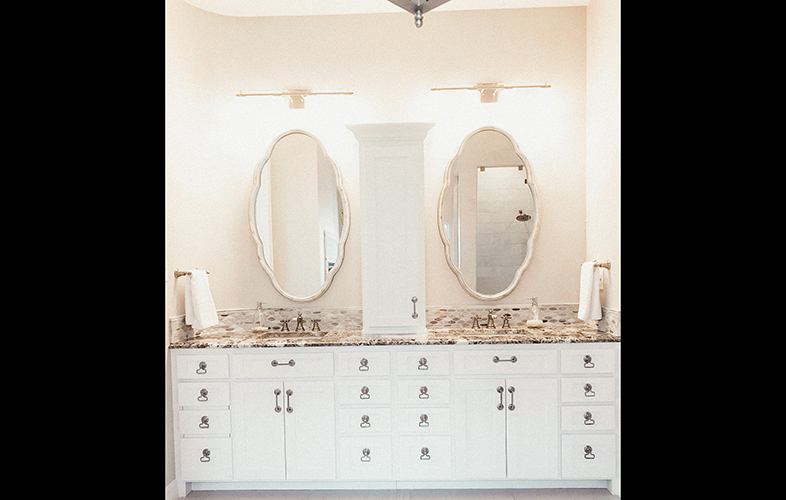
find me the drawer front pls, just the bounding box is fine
[561,405,615,432]
[396,408,451,434]
[338,436,392,480]
[395,352,450,376]
[397,436,452,480]
[396,379,451,406]
[336,352,390,377]
[561,434,616,479]
[180,437,232,481]
[232,353,333,378]
[561,378,615,403]
[179,409,231,435]
[338,408,392,434]
[561,349,616,374]
[178,382,230,408]
[176,354,229,380]
[336,380,392,405]
[453,349,557,375]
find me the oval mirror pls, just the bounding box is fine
[249,130,350,301]
[437,127,539,300]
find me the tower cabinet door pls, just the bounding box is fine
[230,381,285,481]
[453,379,507,479]
[505,377,560,479]
[283,380,336,480]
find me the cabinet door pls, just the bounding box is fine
[230,381,285,481]
[284,380,336,480]
[453,379,506,479]
[505,378,559,479]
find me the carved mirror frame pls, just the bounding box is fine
[437,126,540,300]
[248,129,351,302]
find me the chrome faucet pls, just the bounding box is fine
[486,309,496,329]
[501,313,512,329]
[294,312,306,332]
[471,314,482,329]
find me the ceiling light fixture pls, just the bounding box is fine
[386,0,452,28]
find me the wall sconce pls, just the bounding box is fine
[431,82,551,103]
[236,89,355,109]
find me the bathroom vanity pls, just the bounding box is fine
[169,327,620,497]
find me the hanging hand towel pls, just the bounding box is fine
[184,269,219,331]
[578,261,603,321]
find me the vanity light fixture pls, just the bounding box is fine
[431,82,551,103]
[387,0,452,28]
[236,89,354,109]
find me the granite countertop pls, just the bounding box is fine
[169,323,619,349]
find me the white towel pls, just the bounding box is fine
[578,261,602,321]
[184,269,219,331]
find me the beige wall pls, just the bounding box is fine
[166,2,587,313]
[586,0,620,310]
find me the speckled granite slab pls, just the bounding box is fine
[169,324,619,349]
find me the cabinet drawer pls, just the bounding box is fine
[395,408,451,434]
[178,382,230,408]
[232,353,333,378]
[176,354,229,380]
[179,409,231,435]
[561,349,616,374]
[180,437,232,481]
[336,352,390,377]
[397,436,452,480]
[561,434,616,479]
[338,408,392,434]
[395,352,450,376]
[338,437,392,480]
[561,405,615,432]
[336,380,392,405]
[561,378,615,403]
[396,379,450,406]
[453,349,557,375]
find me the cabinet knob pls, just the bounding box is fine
[196,361,207,374]
[584,383,595,398]
[583,411,595,425]
[418,357,429,370]
[419,414,429,427]
[584,445,595,460]
[583,354,595,368]
[199,416,210,429]
[360,386,370,399]
[420,447,431,460]
[359,358,369,371]
[419,386,430,399]
[197,388,208,401]
[200,448,211,462]
[360,415,371,428]
[361,448,371,462]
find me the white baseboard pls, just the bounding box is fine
[165,480,179,500]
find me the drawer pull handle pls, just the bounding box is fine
[200,449,211,462]
[420,447,431,460]
[271,359,295,367]
[274,388,282,413]
[361,448,371,462]
[419,386,430,399]
[197,388,208,401]
[359,358,370,371]
[507,386,516,411]
[583,354,595,368]
[497,386,504,411]
[418,357,429,370]
[286,389,293,413]
[584,383,595,398]
[411,296,419,319]
[196,361,207,374]
[360,386,370,399]
[492,355,517,363]
[584,411,595,425]
[419,414,429,427]
[584,445,595,460]
[199,416,210,429]
[360,415,371,428]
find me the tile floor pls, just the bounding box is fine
[186,489,618,499]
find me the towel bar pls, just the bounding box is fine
[593,261,611,270]
[174,270,210,279]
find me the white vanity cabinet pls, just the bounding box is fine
[170,342,619,497]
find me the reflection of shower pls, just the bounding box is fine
[515,210,531,222]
